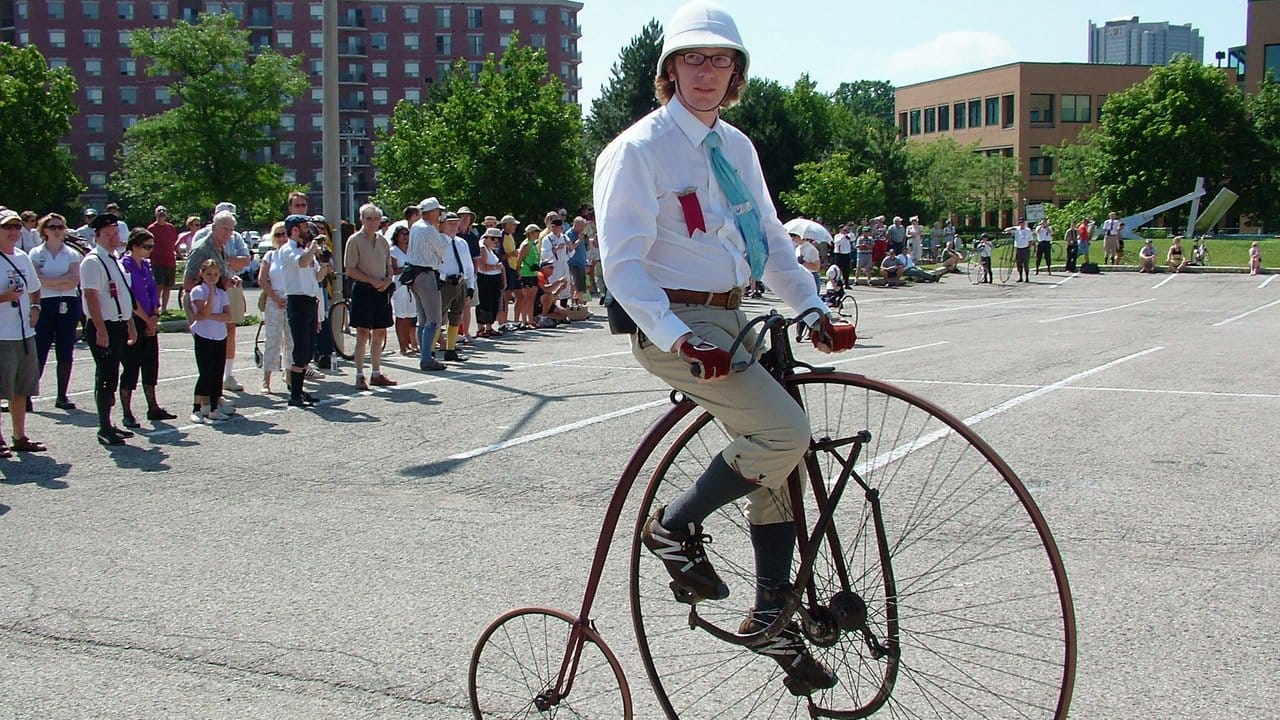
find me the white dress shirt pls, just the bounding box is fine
[79,245,133,321]
[276,239,322,300]
[834,232,853,254]
[439,235,477,291]
[407,219,448,269]
[594,96,825,351]
[1011,227,1034,249]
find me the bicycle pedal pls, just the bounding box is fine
[668,581,700,605]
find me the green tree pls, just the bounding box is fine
[904,138,982,221]
[0,44,83,212]
[1044,126,1105,200]
[974,154,1026,223]
[110,12,307,226]
[780,153,884,224]
[372,39,588,223]
[831,80,896,127]
[583,19,663,164]
[1093,55,1252,220]
[723,76,833,213]
[1245,76,1280,230]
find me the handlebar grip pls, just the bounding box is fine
[731,361,749,373]
[688,361,704,378]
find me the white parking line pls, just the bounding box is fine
[887,299,1025,318]
[1212,298,1280,327]
[1152,275,1176,289]
[1049,273,1079,288]
[1038,298,1154,324]
[1260,275,1277,289]
[860,346,1164,474]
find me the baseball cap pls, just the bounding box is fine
[214,201,237,216]
[417,197,442,212]
[84,208,98,217]
[442,211,461,222]
[284,214,316,231]
[0,210,22,227]
[88,213,121,231]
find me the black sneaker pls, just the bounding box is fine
[738,608,838,696]
[640,506,730,602]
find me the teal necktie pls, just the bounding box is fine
[703,131,768,280]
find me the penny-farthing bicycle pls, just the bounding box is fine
[468,309,1076,719]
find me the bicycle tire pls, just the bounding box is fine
[998,243,1014,284]
[328,300,354,360]
[469,606,633,719]
[628,372,1075,719]
[966,252,984,285]
[253,322,265,369]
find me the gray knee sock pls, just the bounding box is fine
[663,454,758,529]
[751,521,797,617]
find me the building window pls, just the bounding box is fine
[312,170,324,186]
[561,8,570,24]
[953,102,966,130]
[436,61,452,79]
[405,33,420,51]
[310,31,323,47]
[468,35,484,56]
[1061,94,1091,122]
[310,141,322,157]
[374,116,390,132]
[499,35,512,49]
[276,30,293,48]
[311,87,323,102]
[49,58,68,69]
[152,1,168,20]
[530,34,545,49]
[120,87,137,105]
[531,7,546,24]
[85,58,103,77]
[968,100,981,129]
[1029,157,1054,176]
[48,1,65,19]
[155,86,171,103]
[435,7,450,28]
[404,5,419,22]
[280,114,295,131]
[312,114,324,130]
[88,144,107,161]
[276,3,292,20]
[1096,95,1108,122]
[467,7,483,28]
[82,30,100,48]
[118,1,135,20]
[122,115,138,129]
[283,169,297,184]
[372,88,389,105]
[120,59,137,76]
[279,141,296,159]
[15,1,27,20]
[84,1,101,19]
[404,61,419,77]
[404,87,420,103]
[310,2,322,20]
[908,109,921,136]
[469,61,483,80]
[371,33,388,50]
[1029,93,1053,123]
[984,96,1000,126]
[85,87,104,105]
[372,61,388,78]
[1001,94,1014,128]
[87,115,105,133]
[370,5,386,23]
[1265,44,1280,81]
[90,172,108,189]
[436,34,452,55]
[499,7,515,24]
[119,30,133,48]
[924,107,936,133]
[309,58,322,75]
[938,105,950,132]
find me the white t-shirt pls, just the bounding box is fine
[1036,225,1053,243]
[824,263,843,292]
[834,232,853,254]
[189,283,229,340]
[0,248,41,340]
[795,241,820,267]
[80,246,133,321]
[477,246,502,276]
[29,243,82,298]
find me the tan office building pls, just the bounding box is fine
[896,62,1153,226]
[1237,0,1280,96]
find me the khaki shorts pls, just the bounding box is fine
[0,339,40,397]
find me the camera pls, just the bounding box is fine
[445,274,462,285]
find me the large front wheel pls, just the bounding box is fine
[628,372,1075,719]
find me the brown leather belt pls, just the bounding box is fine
[663,287,743,310]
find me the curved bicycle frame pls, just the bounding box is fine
[482,312,1076,719]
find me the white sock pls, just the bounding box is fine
[224,358,236,378]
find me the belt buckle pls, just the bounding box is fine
[726,286,742,310]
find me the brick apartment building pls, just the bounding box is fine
[0,0,584,212]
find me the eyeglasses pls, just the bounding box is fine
[45,224,66,230]
[679,52,735,69]
[141,244,155,250]
[273,231,286,237]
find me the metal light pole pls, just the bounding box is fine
[321,0,343,285]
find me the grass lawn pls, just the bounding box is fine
[1133,237,1277,269]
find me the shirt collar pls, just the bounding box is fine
[667,95,722,149]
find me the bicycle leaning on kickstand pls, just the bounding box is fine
[468,309,1077,719]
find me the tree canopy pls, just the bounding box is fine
[0,43,83,212]
[582,19,663,165]
[780,153,884,224]
[372,38,589,223]
[110,12,308,226]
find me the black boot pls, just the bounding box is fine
[55,363,75,409]
[119,389,139,428]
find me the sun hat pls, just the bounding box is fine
[417,197,442,212]
[657,2,749,76]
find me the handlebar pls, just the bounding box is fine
[685,307,833,379]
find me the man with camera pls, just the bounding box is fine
[407,198,448,371]
[437,211,476,363]
[344,203,397,390]
[278,215,325,407]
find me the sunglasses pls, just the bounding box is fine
[141,244,155,249]
[273,231,286,237]
[46,224,66,230]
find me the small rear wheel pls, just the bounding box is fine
[998,243,1014,284]
[253,322,265,369]
[967,252,984,284]
[468,606,632,719]
[328,300,354,360]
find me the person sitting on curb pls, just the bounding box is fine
[880,248,904,287]
[1138,239,1157,273]
[1167,236,1190,273]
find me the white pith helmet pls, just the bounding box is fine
[656,1,750,77]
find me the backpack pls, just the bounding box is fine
[1080,262,1100,275]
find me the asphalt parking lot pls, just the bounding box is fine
[2,269,1277,719]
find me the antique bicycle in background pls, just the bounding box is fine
[469,309,1076,719]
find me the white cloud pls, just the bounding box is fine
[884,31,1017,85]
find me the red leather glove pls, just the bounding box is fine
[677,335,733,381]
[812,314,856,353]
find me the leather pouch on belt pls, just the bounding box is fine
[603,292,637,335]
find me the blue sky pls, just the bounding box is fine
[576,0,1249,108]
